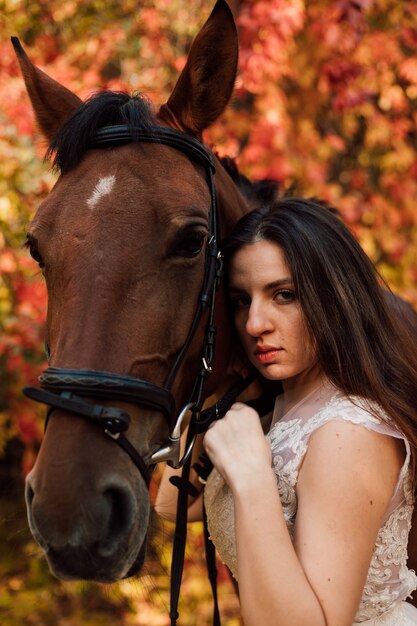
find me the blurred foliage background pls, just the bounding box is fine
[1,0,416,623]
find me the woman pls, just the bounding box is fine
[156,198,417,626]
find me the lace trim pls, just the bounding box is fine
[355,601,417,625]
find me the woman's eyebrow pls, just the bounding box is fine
[228,277,293,294]
[263,278,293,290]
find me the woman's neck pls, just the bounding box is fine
[281,364,327,414]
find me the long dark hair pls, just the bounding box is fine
[224,198,417,475]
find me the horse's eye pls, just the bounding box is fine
[173,230,206,258]
[25,235,45,269]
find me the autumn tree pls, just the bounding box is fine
[0,0,416,624]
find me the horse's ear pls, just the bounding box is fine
[159,0,238,135]
[11,37,82,143]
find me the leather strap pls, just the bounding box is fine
[38,367,175,423]
[90,125,216,173]
[24,386,130,432]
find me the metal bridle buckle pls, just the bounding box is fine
[202,357,213,373]
[146,402,197,468]
[104,427,121,440]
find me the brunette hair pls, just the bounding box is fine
[224,198,417,474]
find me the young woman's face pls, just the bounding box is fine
[229,240,317,382]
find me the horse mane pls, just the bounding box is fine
[219,156,280,208]
[47,91,157,172]
[219,156,343,219]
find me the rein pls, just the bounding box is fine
[23,124,252,624]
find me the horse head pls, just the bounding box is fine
[14,0,249,582]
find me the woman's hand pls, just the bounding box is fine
[203,402,272,491]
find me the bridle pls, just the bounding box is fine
[23,124,223,488]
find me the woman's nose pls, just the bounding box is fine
[245,301,273,337]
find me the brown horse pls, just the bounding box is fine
[14,0,249,583]
[13,0,417,597]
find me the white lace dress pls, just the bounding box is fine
[204,383,417,625]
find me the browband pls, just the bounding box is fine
[90,125,216,173]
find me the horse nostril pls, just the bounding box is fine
[98,486,136,557]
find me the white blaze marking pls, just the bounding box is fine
[87,175,116,208]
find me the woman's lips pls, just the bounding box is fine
[254,346,282,364]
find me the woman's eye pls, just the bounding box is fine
[274,289,295,303]
[174,231,206,258]
[230,294,251,309]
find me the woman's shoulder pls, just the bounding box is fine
[301,393,406,483]
[275,389,391,439]
[269,384,407,461]
[271,381,388,431]
[307,393,408,485]
[319,391,387,427]
[319,390,409,440]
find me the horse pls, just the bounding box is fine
[13,0,417,604]
[13,0,249,584]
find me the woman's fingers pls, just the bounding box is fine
[203,403,272,486]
